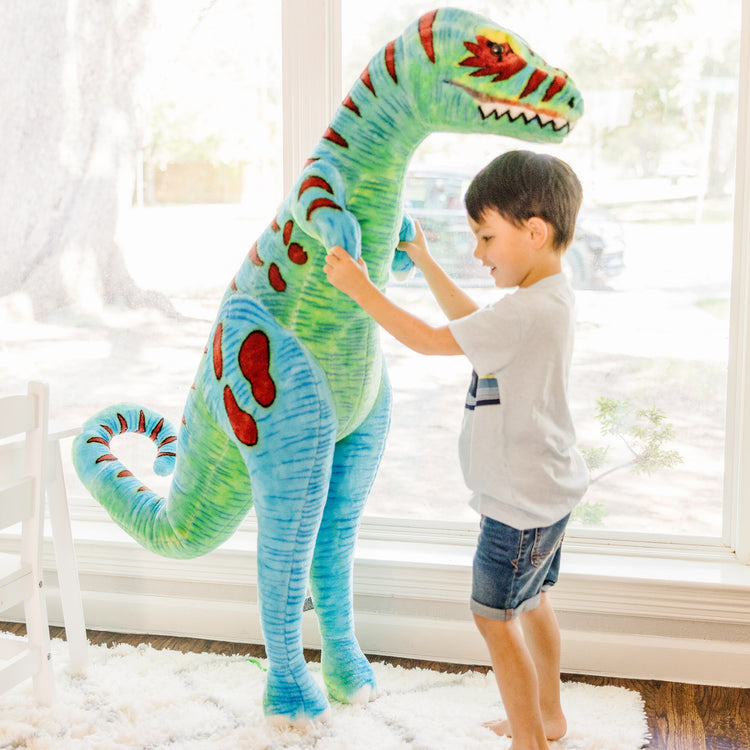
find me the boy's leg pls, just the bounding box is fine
[519,592,567,740]
[474,613,550,750]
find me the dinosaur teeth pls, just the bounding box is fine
[478,101,570,132]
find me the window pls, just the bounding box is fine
[2,0,748,565]
[340,0,745,554]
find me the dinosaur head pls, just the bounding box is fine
[403,8,583,144]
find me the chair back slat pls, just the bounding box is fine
[0,395,36,440]
[0,478,34,529]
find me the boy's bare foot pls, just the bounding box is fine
[482,712,567,741]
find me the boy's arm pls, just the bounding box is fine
[324,247,464,357]
[399,222,479,321]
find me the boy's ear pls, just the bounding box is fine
[526,217,550,247]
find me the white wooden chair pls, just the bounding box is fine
[0,381,56,703]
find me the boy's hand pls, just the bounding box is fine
[397,221,431,268]
[324,246,371,299]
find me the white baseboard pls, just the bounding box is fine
[39,586,750,688]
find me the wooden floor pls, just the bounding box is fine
[5,623,749,749]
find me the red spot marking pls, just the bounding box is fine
[102,424,114,438]
[86,436,110,446]
[230,277,238,291]
[520,69,548,99]
[271,216,281,232]
[385,41,397,83]
[543,74,567,102]
[360,67,376,95]
[287,242,308,265]
[298,176,334,198]
[239,330,276,408]
[159,436,177,447]
[268,263,287,292]
[460,37,527,82]
[182,416,187,425]
[117,413,128,434]
[95,454,118,463]
[213,323,224,380]
[343,95,361,117]
[249,241,264,266]
[136,486,149,493]
[117,469,133,478]
[305,157,320,167]
[149,418,164,441]
[418,10,437,63]
[323,127,348,148]
[283,220,294,245]
[223,385,258,446]
[136,410,147,433]
[306,197,342,221]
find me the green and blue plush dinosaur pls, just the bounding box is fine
[73,7,582,727]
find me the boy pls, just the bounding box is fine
[324,150,588,750]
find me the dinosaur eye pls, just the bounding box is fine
[567,97,576,108]
[487,41,503,60]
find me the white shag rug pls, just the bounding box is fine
[0,637,650,750]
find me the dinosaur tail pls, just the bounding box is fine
[72,388,253,559]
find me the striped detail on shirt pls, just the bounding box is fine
[465,371,501,411]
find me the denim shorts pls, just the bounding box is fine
[470,513,570,621]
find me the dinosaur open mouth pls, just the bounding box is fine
[449,81,572,133]
[478,100,570,132]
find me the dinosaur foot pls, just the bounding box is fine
[263,668,331,729]
[322,640,378,705]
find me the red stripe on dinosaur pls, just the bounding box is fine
[343,95,361,117]
[117,413,128,434]
[360,68,376,96]
[283,220,294,245]
[117,469,133,478]
[102,424,114,438]
[299,177,334,198]
[223,385,259,446]
[149,418,164,441]
[543,75,567,102]
[269,263,287,292]
[520,69,548,98]
[136,411,147,433]
[213,323,223,380]
[418,10,438,63]
[271,216,281,232]
[323,127,348,148]
[385,41,397,83]
[306,198,342,221]
[249,241,264,266]
[159,436,177,447]
[288,243,308,265]
[86,436,110,446]
[95,454,118,463]
[239,330,276,408]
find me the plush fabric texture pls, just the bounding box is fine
[71,7,583,724]
[0,637,648,750]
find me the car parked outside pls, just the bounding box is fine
[400,169,625,289]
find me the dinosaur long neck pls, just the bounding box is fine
[310,37,430,186]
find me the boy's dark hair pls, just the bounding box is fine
[464,150,583,249]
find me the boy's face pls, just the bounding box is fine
[468,209,541,288]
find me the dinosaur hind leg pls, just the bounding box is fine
[310,370,392,705]
[204,294,338,725]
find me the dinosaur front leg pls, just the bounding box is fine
[309,371,392,704]
[204,294,338,726]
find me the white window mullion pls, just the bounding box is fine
[726,0,750,565]
[281,0,342,194]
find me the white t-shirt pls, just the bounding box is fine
[448,273,588,529]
